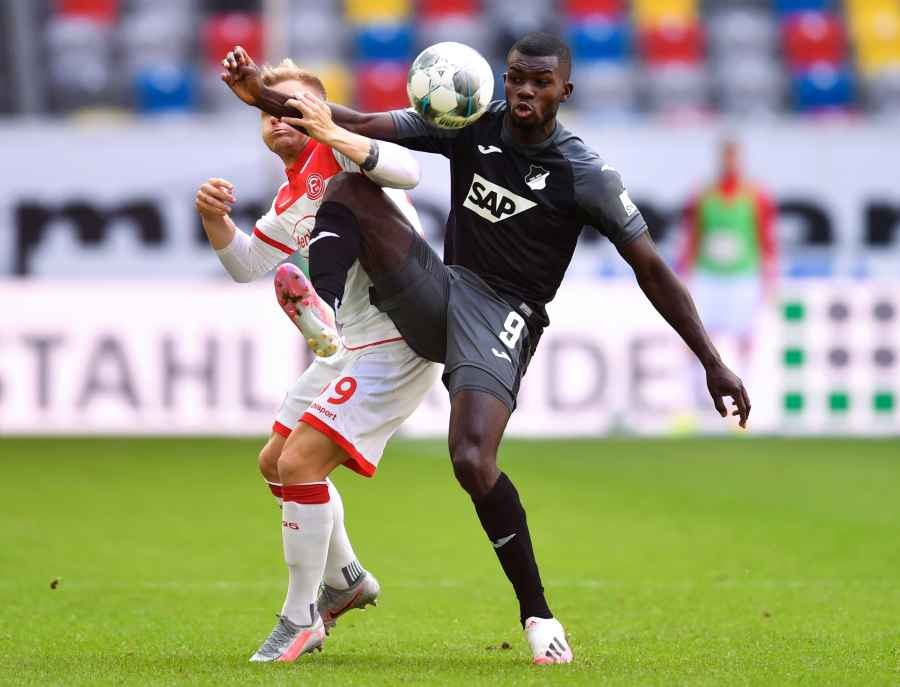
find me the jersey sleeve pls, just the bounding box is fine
[388,108,461,157]
[330,141,420,189]
[253,195,297,258]
[573,158,648,247]
[331,148,360,173]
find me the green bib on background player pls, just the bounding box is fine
[696,189,760,276]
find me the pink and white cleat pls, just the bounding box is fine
[249,614,326,662]
[525,617,574,665]
[274,263,340,357]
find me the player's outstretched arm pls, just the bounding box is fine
[220,46,397,139]
[619,233,751,427]
[281,92,419,189]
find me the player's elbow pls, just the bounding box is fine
[397,163,420,190]
[224,267,254,284]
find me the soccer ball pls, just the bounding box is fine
[407,42,494,129]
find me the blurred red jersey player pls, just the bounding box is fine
[679,137,777,373]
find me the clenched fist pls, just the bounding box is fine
[196,178,236,220]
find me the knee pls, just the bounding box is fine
[258,440,282,483]
[278,427,336,484]
[450,435,498,498]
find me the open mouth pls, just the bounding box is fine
[513,103,534,117]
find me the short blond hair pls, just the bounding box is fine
[261,58,327,99]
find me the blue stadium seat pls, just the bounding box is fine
[775,0,830,16]
[792,64,854,111]
[355,23,413,61]
[568,19,631,62]
[134,63,198,113]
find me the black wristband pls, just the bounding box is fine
[361,140,379,171]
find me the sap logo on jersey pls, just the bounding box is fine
[464,174,537,223]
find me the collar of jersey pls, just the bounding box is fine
[499,106,561,155]
[285,139,316,179]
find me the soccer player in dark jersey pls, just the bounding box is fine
[222,33,750,665]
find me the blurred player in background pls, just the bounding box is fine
[221,35,749,666]
[196,59,439,662]
[679,137,777,380]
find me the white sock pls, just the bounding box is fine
[323,478,364,589]
[280,482,332,626]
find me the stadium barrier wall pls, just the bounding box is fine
[1,117,899,278]
[0,280,895,437]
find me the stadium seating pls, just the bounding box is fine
[134,64,198,113]
[355,23,414,61]
[633,0,698,27]
[289,8,346,62]
[57,0,118,25]
[792,63,855,111]
[16,0,893,117]
[345,0,412,24]
[568,18,632,62]
[202,12,264,67]
[640,21,704,65]
[775,0,831,15]
[356,62,410,111]
[564,0,624,19]
[782,11,846,69]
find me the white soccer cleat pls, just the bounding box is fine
[316,571,380,633]
[274,263,340,358]
[524,616,574,665]
[249,614,326,663]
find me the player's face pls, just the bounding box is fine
[722,141,740,177]
[503,51,572,129]
[261,79,311,157]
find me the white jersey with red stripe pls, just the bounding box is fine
[252,139,423,349]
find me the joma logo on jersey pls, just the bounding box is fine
[463,174,537,223]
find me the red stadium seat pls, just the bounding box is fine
[202,12,264,67]
[356,62,410,111]
[419,0,479,19]
[640,21,703,65]
[56,0,117,24]
[564,0,624,19]
[783,12,846,69]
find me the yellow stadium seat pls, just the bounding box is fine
[847,2,900,37]
[302,63,352,105]
[845,0,896,17]
[345,0,412,23]
[850,4,900,73]
[857,43,900,75]
[633,0,697,27]
[848,0,900,74]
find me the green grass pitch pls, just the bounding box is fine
[1,437,898,686]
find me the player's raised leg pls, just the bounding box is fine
[448,388,572,664]
[315,172,449,364]
[274,264,339,358]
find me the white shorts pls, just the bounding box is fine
[273,339,440,478]
[692,273,762,338]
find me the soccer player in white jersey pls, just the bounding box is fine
[194,59,439,662]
